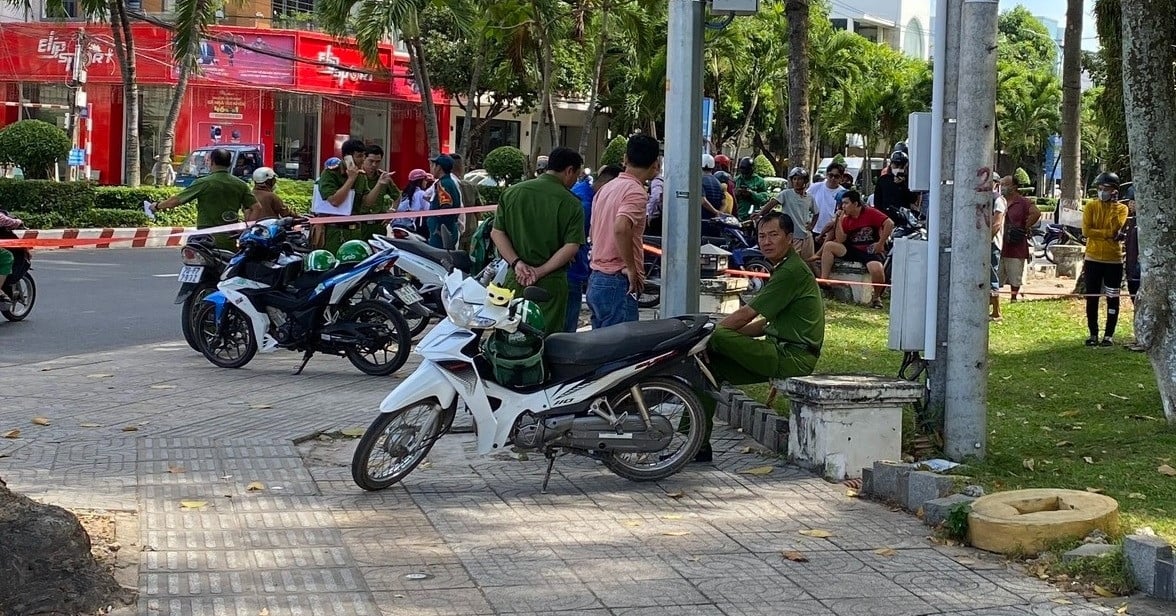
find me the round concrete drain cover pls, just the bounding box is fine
[404,573,434,581]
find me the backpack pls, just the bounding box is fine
[470,214,498,273]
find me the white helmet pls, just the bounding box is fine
[702,154,716,170]
[252,167,277,184]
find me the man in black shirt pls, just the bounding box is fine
[872,151,918,223]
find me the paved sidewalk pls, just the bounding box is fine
[2,342,1117,615]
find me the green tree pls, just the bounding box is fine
[599,135,627,167]
[997,62,1062,180]
[998,6,1059,75]
[483,145,527,185]
[784,0,812,170]
[0,120,71,179]
[1094,0,1129,178]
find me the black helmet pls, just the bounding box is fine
[1094,172,1120,188]
[737,156,754,171]
[894,141,909,154]
[890,151,909,166]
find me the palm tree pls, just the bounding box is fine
[157,0,220,186]
[1059,0,1083,202]
[999,72,1062,177]
[318,0,467,157]
[784,0,811,168]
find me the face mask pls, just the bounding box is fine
[1098,190,1116,201]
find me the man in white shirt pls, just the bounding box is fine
[808,162,847,245]
[990,180,1007,320]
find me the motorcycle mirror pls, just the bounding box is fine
[523,286,552,303]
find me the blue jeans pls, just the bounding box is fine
[565,279,585,332]
[428,215,459,249]
[586,270,639,329]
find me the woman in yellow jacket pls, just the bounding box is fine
[1082,172,1129,347]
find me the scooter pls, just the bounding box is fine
[369,230,473,337]
[0,212,35,322]
[350,269,716,493]
[1043,223,1086,264]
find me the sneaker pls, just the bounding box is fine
[692,446,713,464]
[0,294,11,312]
[1085,337,1099,347]
[869,298,885,309]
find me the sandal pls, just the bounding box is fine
[1084,337,1099,347]
[869,298,884,309]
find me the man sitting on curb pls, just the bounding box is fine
[695,213,825,462]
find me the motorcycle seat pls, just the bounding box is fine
[290,262,360,290]
[389,239,472,273]
[544,318,689,366]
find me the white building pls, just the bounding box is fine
[830,0,932,60]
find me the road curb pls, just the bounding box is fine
[16,227,193,250]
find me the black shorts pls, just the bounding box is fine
[843,246,884,265]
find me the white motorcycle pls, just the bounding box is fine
[369,231,475,338]
[351,270,718,493]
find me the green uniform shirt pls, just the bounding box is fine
[176,170,257,229]
[734,174,770,220]
[316,169,377,252]
[749,249,825,357]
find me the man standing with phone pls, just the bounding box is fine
[586,134,660,328]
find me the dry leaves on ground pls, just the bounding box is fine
[167,465,185,474]
[873,548,897,557]
[799,529,833,538]
[249,404,273,410]
[121,425,139,432]
[3,429,20,439]
[1127,493,1147,500]
[1092,584,1118,598]
[782,550,809,562]
[740,466,774,476]
[1083,456,1095,464]
[86,373,114,379]
[78,422,101,428]
[1055,440,1073,447]
[1158,464,1176,477]
[664,491,684,499]
[340,428,365,438]
[31,417,50,426]
[179,500,208,510]
[1023,459,1036,472]
[246,482,265,492]
[661,531,691,537]
[149,384,176,390]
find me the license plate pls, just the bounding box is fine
[394,285,423,305]
[177,265,204,284]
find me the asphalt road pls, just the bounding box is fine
[1,248,184,365]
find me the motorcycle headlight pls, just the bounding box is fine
[448,297,497,330]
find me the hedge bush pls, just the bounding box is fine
[600,136,627,168]
[477,185,503,205]
[0,179,94,218]
[753,154,775,177]
[94,186,180,210]
[83,208,151,228]
[8,210,68,229]
[154,204,197,228]
[483,146,527,186]
[0,120,71,180]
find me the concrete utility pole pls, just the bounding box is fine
[661,0,705,317]
[943,0,1000,460]
[926,0,962,424]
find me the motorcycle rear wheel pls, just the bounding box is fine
[193,301,257,369]
[604,377,705,482]
[352,401,449,491]
[639,260,661,308]
[1,273,35,322]
[343,300,411,376]
[181,286,216,351]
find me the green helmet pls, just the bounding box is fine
[337,240,373,264]
[304,249,338,272]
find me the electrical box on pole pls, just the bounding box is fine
[907,112,933,192]
[710,0,759,15]
[887,238,929,351]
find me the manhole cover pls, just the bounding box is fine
[403,573,434,581]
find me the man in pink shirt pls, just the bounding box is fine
[586,134,662,328]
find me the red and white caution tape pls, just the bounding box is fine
[167,204,501,239]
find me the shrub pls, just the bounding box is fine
[1013,167,1032,188]
[0,120,71,179]
[483,146,527,186]
[477,185,503,205]
[281,195,311,214]
[83,208,150,228]
[8,210,68,229]
[153,204,197,227]
[0,179,94,218]
[754,154,775,177]
[274,178,314,197]
[94,186,180,210]
[599,136,628,168]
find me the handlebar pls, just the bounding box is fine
[518,322,545,338]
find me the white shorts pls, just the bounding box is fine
[997,257,1027,287]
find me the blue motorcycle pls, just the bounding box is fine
[192,217,413,376]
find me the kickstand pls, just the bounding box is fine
[293,349,314,375]
[540,449,560,494]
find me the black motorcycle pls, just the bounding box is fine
[0,211,35,322]
[1043,223,1086,264]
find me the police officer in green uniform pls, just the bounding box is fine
[313,140,395,252]
[695,212,825,462]
[150,147,256,250]
[490,147,586,334]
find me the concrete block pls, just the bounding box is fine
[753,407,776,444]
[905,470,957,512]
[765,414,789,454]
[1125,535,1174,597]
[860,468,874,496]
[871,461,913,503]
[922,494,975,528]
[714,390,735,424]
[737,400,758,433]
[725,393,751,427]
[1062,543,1119,563]
[1154,557,1174,601]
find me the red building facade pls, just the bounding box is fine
[0,23,450,185]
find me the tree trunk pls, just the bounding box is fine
[1059,0,1083,205]
[784,0,811,170]
[408,38,442,157]
[156,55,192,187]
[458,34,486,162]
[735,89,760,160]
[861,133,873,195]
[0,477,134,614]
[577,16,608,156]
[109,0,140,186]
[1119,0,1176,424]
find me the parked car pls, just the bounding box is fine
[463,169,500,187]
[175,144,265,187]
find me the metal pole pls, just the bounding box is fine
[943,0,999,460]
[926,0,962,414]
[661,0,704,317]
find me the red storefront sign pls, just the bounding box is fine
[184,32,297,87]
[295,33,397,97]
[0,24,173,83]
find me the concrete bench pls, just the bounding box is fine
[825,261,875,305]
[776,375,924,481]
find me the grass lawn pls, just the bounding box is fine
[744,298,1176,542]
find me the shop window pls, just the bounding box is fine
[138,87,171,184]
[454,119,520,166]
[273,0,318,30]
[350,99,389,150]
[274,93,320,180]
[43,0,81,19]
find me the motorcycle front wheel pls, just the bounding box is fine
[639,259,661,308]
[604,377,705,482]
[1,273,35,322]
[343,300,411,376]
[352,401,450,491]
[741,257,772,294]
[181,286,216,351]
[193,301,257,369]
